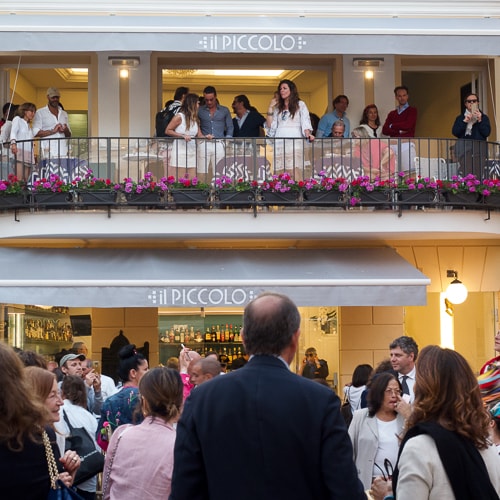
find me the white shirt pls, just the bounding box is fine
[32,105,71,157]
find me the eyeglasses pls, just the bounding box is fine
[374,459,394,481]
[306,353,316,357]
[465,99,478,103]
[385,388,403,396]
[281,110,289,121]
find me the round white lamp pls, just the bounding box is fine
[445,270,468,305]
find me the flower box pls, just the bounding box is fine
[76,190,117,206]
[170,189,210,209]
[126,191,164,206]
[0,194,26,208]
[33,191,73,207]
[483,193,500,208]
[356,190,393,205]
[396,189,438,205]
[217,190,255,208]
[441,191,482,206]
[302,190,346,206]
[259,190,299,206]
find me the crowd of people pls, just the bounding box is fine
[0,80,491,184]
[1,295,499,499]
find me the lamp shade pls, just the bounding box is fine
[445,279,468,304]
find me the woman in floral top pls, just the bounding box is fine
[96,344,148,451]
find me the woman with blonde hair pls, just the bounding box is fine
[392,345,500,499]
[9,102,37,180]
[166,93,204,176]
[0,345,80,499]
[102,367,183,499]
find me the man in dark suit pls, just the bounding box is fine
[170,292,365,500]
[232,94,265,138]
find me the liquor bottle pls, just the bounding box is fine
[229,324,235,342]
[169,327,175,343]
[180,328,185,343]
[205,327,211,342]
[211,328,217,343]
[220,329,225,343]
[174,328,180,343]
[216,324,221,342]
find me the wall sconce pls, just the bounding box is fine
[364,70,374,80]
[119,69,129,79]
[445,270,468,305]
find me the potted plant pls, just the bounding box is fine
[213,175,257,208]
[118,171,168,206]
[258,172,300,205]
[0,174,27,207]
[31,173,73,207]
[73,169,116,205]
[167,174,210,208]
[479,177,500,207]
[395,173,439,205]
[349,176,394,207]
[301,171,349,206]
[441,174,482,206]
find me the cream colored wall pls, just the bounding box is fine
[339,306,405,387]
[90,307,159,368]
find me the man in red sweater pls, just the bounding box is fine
[383,85,418,172]
[382,85,417,138]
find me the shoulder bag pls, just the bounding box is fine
[63,410,104,486]
[43,430,84,500]
[340,387,353,427]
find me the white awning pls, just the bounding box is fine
[0,247,429,307]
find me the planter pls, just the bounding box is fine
[483,193,500,208]
[396,189,438,205]
[126,191,164,207]
[302,189,346,207]
[0,194,26,208]
[76,190,117,206]
[170,189,210,209]
[441,191,482,206]
[355,189,393,206]
[33,191,73,207]
[217,190,255,208]
[259,190,299,206]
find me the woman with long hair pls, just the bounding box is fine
[348,372,405,491]
[265,79,314,179]
[102,367,183,499]
[393,345,500,499]
[0,345,80,499]
[9,102,36,180]
[96,344,148,451]
[166,93,204,176]
[359,104,381,138]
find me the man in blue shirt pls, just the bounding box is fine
[197,86,233,180]
[316,94,350,138]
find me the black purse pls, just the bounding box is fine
[340,388,353,427]
[63,410,104,486]
[42,430,84,500]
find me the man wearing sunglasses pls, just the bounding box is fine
[300,346,329,380]
[452,93,491,176]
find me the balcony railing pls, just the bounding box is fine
[1,136,499,213]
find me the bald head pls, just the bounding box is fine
[189,357,221,386]
[242,292,300,356]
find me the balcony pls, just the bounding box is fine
[1,136,499,214]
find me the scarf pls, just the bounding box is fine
[393,422,499,500]
[464,109,477,136]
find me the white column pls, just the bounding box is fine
[96,53,121,137]
[128,52,152,137]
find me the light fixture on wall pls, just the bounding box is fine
[353,57,384,68]
[119,69,129,79]
[364,70,374,80]
[108,57,140,68]
[445,270,468,305]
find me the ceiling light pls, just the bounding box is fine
[445,270,468,305]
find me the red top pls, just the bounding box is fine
[382,105,418,138]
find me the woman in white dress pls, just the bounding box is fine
[9,102,36,181]
[265,80,314,180]
[166,93,204,177]
[359,104,382,138]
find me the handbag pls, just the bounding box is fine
[42,430,84,500]
[63,410,105,486]
[340,387,353,427]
